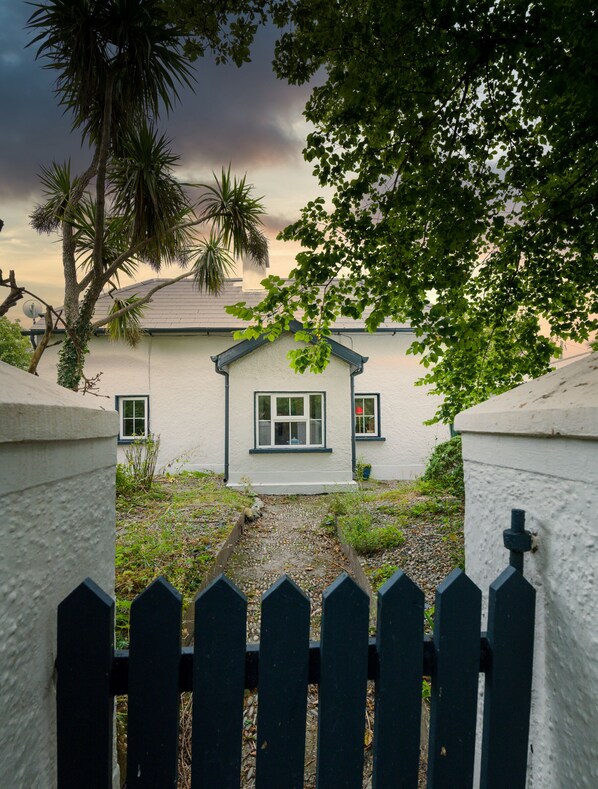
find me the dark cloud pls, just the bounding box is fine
[262,213,297,235]
[0,2,91,199]
[0,2,309,201]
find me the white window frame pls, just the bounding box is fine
[255,392,325,449]
[354,393,380,437]
[117,395,149,442]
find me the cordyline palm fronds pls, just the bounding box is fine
[106,296,145,346]
[26,1,268,391]
[27,0,194,143]
[197,168,268,266]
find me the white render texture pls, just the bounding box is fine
[336,332,449,478]
[36,334,234,473]
[35,327,448,483]
[226,333,356,493]
[454,353,598,789]
[0,361,118,789]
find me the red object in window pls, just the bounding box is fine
[355,406,363,414]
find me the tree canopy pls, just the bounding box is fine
[223,0,597,421]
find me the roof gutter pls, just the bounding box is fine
[211,356,230,482]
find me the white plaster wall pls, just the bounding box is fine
[456,354,598,789]
[0,361,119,789]
[37,334,232,474]
[336,332,449,478]
[227,334,356,493]
[461,435,598,789]
[36,330,448,482]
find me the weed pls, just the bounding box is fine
[339,511,405,554]
[321,513,337,536]
[408,498,461,517]
[422,679,431,702]
[368,563,400,590]
[424,605,435,634]
[354,456,372,482]
[115,473,250,648]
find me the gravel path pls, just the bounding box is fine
[224,494,361,789]
[221,488,459,788]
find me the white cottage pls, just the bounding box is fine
[32,275,448,493]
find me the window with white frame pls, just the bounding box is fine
[354,394,380,437]
[116,396,149,441]
[256,393,325,448]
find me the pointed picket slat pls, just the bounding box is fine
[316,573,370,789]
[57,578,114,789]
[372,570,424,789]
[427,569,482,789]
[127,577,182,788]
[480,566,536,789]
[256,575,310,789]
[191,575,247,789]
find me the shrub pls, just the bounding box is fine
[0,317,31,370]
[123,434,161,491]
[422,435,464,497]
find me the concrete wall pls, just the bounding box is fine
[227,333,356,493]
[0,361,119,789]
[455,353,598,789]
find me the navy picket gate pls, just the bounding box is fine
[56,521,535,789]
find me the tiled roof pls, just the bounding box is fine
[92,279,413,332]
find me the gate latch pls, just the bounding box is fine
[503,509,533,573]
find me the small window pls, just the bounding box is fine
[354,394,380,437]
[116,396,149,442]
[256,392,325,448]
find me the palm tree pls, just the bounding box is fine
[27,0,268,390]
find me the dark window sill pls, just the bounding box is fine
[249,447,333,454]
[356,436,386,442]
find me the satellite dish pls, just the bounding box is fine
[23,300,44,319]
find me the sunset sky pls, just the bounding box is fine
[0,1,318,313]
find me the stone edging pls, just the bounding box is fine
[337,534,374,603]
[183,510,245,644]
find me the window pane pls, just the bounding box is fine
[274,422,290,445]
[123,400,134,418]
[276,397,290,416]
[310,394,322,419]
[364,416,376,434]
[310,419,322,445]
[364,397,375,416]
[133,422,146,436]
[355,415,364,434]
[290,396,304,416]
[291,422,306,445]
[123,418,135,436]
[258,395,271,420]
[258,421,271,446]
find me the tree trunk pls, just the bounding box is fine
[57,270,107,389]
